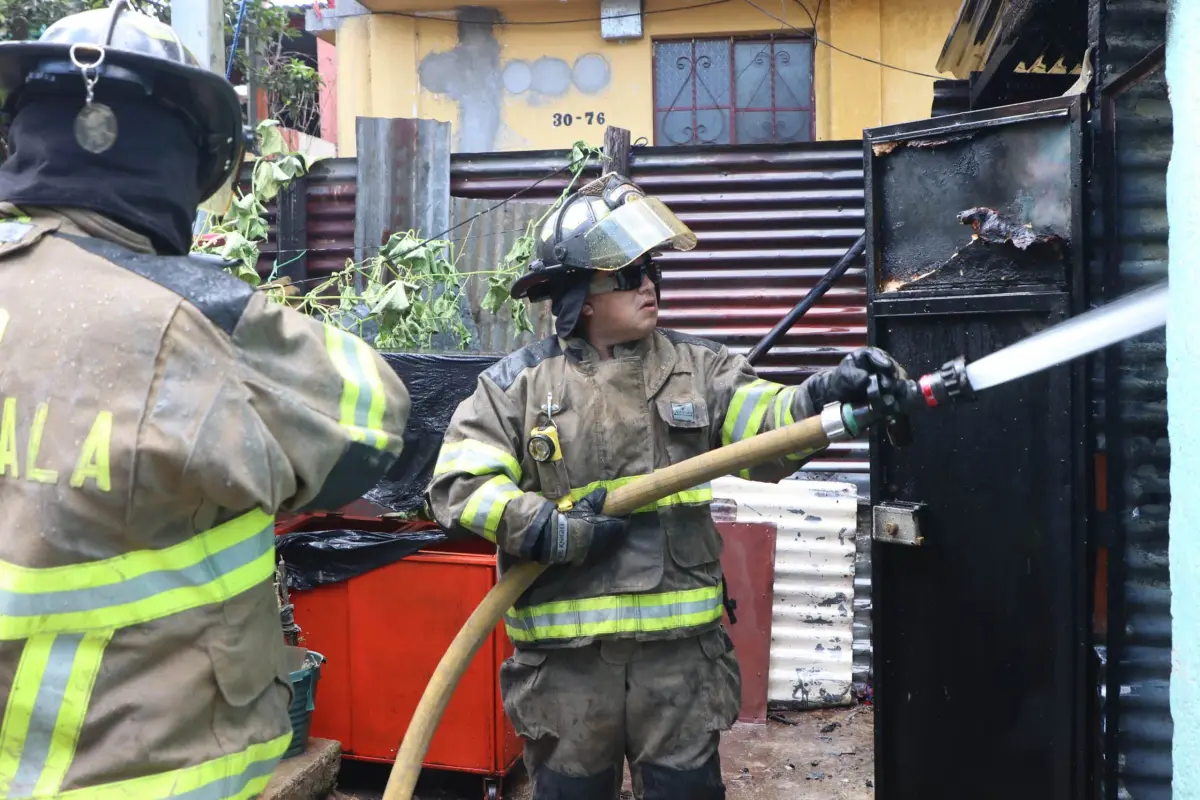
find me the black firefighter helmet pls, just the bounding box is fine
[0,0,249,200]
[510,172,698,302]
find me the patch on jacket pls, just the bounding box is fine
[670,401,696,424]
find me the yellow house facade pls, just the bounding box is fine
[317,0,963,156]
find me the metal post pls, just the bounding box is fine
[170,0,224,73]
[746,233,867,366]
[276,178,308,283]
[354,117,452,268]
[173,0,226,233]
[354,118,468,347]
[246,30,259,130]
[603,126,632,175]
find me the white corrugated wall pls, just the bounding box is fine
[712,476,860,708]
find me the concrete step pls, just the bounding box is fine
[263,738,342,800]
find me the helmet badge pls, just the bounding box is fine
[69,43,118,154]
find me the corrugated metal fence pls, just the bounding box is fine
[451,197,555,351]
[239,156,357,286]
[449,141,868,477]
[1095,1,1172,797]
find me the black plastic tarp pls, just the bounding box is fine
[363,352,502,513]
[276,528,450,590]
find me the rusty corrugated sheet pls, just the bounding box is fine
[450,141,868,476]
[305,157,357,283]
[451,197,555,352]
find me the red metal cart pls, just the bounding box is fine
[277,515,522,799]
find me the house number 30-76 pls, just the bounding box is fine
[553,112,606,127]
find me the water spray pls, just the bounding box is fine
[873,280,1169,428]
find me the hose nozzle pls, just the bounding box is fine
[915,356,975,408]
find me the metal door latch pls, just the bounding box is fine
[873,502,926,547]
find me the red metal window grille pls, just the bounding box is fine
[652,35,816,146]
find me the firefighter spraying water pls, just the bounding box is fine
[385,274,1170,800]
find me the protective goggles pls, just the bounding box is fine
[589,260,662,294]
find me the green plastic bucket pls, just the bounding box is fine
[283,648,326,760]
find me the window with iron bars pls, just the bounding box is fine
[652,35,815,146]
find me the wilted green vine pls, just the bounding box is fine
[194,125,602,351]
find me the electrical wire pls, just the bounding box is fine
[253,0,943,289]
[263,224,533,262]
[745,0,947,80]
[324,0,942,79]
[353,0,734,26]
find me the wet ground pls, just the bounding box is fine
[334,706,874,800]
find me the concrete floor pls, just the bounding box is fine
[334,706,874,800]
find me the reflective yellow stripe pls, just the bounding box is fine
[0,630,112,798]
[435,439,522,484]
[461,475,523,542]
[323,324,390,451]
[505,583,724,643]
[0,635,52,792]
[773,385,797,430]
[722,379,783,446]
[0,510,275,640]
[55,732,292,800]
[553,473,713,514]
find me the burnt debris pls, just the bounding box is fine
[882,206,1067,293]
[956,206,1062,251]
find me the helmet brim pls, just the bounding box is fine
[510,262,589,301]
[0,41,245,200]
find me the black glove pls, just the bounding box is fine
[530,488,630,567]
[806,346,908,409]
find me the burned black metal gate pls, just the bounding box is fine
[864,95,1090,800]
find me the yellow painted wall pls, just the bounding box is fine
[336,0,961,156]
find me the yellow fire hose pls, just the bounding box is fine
[382,413,835,800]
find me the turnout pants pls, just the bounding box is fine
[499,627,742,800]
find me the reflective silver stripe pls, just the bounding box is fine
[727,381,781,444]
[461,476,523,542]
[7,634,81,798]
[0,528,273,619]
[434,440,522,483]
[156,756,278,800]
[507,596,721,633]
[324,325,388,451]
[340,332,380,448]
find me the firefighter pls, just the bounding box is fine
[0,3,410,797]
[427,173,907,800]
